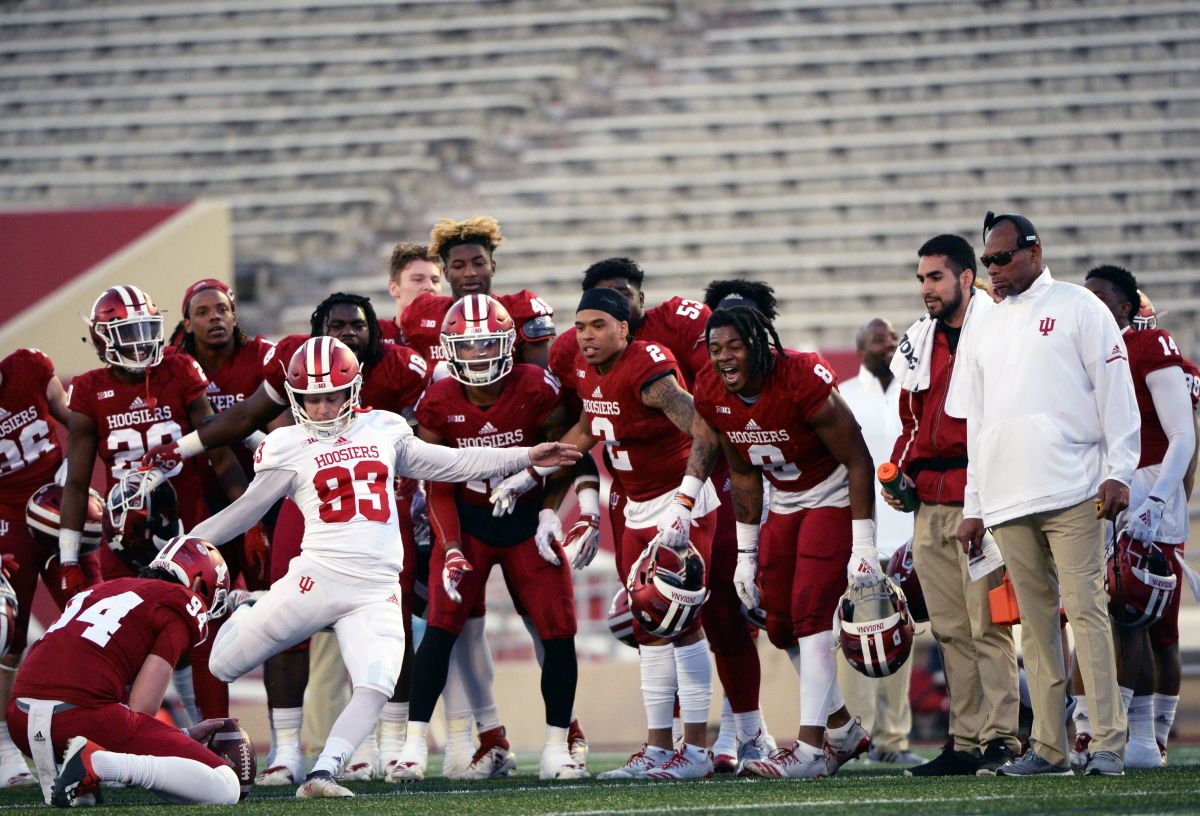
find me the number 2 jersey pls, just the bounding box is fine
[13,578,206,707]
[0,348,63,509]
[693,350,844,512]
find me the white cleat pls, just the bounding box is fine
[539,748,590,780]
[644,744,714,780]
[568,720,589,769]
[256,761,302,786]
[738,741,830,779]
[295,770,354,798]
[455,726,517,780]
[597,744,673,780]
[385,744,428,782]
[339,760,377,781]
[826,719,870,774]
[1125,738,1163,770]
[1069,733,1092,771]
[0,758,35,788]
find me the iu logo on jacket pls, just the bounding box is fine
[1038,317,1057,336]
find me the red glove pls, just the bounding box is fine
[61,562,89,597]
[1,554,18,581]
[442,547,473,604]
[140,440,183,472]
[243,524,270,582]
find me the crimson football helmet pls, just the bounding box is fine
[1106,531,1177,628]
[836,577,915,678]
[149,536,230,621]
[885,539,928,624]
[25,483,105,556]
[87,285,164,370]
[440,294,516,386]
[606,587,638,649]
[0,572,16,658]
[628,538,709,640]
[1132,290,1166,332]
[103,469,181,571]
[284,336,363,439]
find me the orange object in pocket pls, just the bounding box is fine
[989,574,1021,626]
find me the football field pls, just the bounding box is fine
[7,749,1200,815]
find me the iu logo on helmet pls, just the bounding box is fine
[1038,317,1056,336]
[298,576,315,594]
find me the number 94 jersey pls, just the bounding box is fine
[693,350,841,495]
[253,410,412,580]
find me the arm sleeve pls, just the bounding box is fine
[1145,365,1197,500]
[395,434,531,482]
[189,467,292,544]
[427,479,461,546]
[1082,305,1141,486]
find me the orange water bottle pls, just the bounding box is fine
[878,462,919,512]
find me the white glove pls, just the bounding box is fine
[1125,495,1165,543]
[489,467,539,517]
[410,485,431,551]
[535,508,564,566]
[54,459,69,487]
[847,519,884,588]
[733,549,759,610]
[564,486,601,570]
[657,496,693,551]
[442,548,472,604]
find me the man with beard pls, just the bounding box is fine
[887,235,1019,776]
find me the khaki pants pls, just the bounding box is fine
[836,648,912,752]
[913,503,1020,753]
[992,499,1125,765]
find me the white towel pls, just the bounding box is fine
[944,291,996,418]
[890,291,995,401]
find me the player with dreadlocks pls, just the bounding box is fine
[141,290,431,785]
[666,283,880,779]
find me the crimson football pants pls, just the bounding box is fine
[1149,543,1184,650]
[759,505,851,650]
[620,511,716,645]
[5,699,226,769]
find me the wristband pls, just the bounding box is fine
[243,430,267,449]
[59,529,82,562]
[177,430,205,459]
[576,486,600,516]
[534,464,559,477]
[735,521,760,554]
[678,475,704,501]
[851,518,875,549]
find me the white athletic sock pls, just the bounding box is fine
[713,698,736,755]
[313,688,388,776]
[0,721,23,763]
[1128,695,1155,744]
[1119,686,1134,716]
[269,707,303,768]
[456,617,499,730]
[1073,694,1091,736]
[91,751,240,805]
[673,639,713,726]
[170,666,201,726]
[732,709,764,744]
[1153,693,1178,747]
[348,728,379,769]
[638,644,677,730]
[379,702,409,757]
[672,717,683,745]
[545,725,569,749]
[790,631,837,727]
[826,719,854,741]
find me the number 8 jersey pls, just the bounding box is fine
[693,350,842,499]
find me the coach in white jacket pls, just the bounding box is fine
[955,213,1140,777]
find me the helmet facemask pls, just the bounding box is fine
[441,330,515,387]
[285,377,363,439]
[96,313,164,371]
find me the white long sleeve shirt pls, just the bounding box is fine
[960,269,1140,526]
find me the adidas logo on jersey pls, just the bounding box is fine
[205,381,220,394]
[0,407,9,421]
[332,436,351,446]
[479,422,498,434]
[592,387,603,398]
[129,395,147,410]
[745,419,761,430]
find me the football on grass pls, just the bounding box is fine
[206,720,256,800]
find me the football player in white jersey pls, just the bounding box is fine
[188,337,580,799]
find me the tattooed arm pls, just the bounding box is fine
[640,372,695,436]
[720,434,763,526]
[683,410,721,482]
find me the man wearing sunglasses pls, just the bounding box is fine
[953,212,1141,778]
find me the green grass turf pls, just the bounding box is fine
[10,748,1200,814]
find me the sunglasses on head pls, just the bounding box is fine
[980,246,1029,268]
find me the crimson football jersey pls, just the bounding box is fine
[1126,327,1189,468]
[1182,358,1200,410]
[402,290,555,365]
[693,351,841,492]
[13,577,206,707]
[0,349,63,505]
[579,341,689,502]
[68,355,209,526]
[263,334,429,416]
[417,364,561,545]
[378,317,404,345]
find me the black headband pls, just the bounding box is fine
[715,293,762,314]
[983,211,1040,248]
[577,287,630,322]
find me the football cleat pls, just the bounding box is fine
[597,744,673,780]
[295,770,354,798]
[339,760,377,781]
[866,746,924,766]
[440,716,475,779]
[0,757,35,788]
[51,737,102,808]
[644,744,713,780]
[738,741,830,780]
[733,729,775,773]
[712,752,737,774]
[386,741,427,782]
[1158,741,1168,766]
[539,747,589,780]
[826,719,871,773]
[1069,732,1092,770]
[457,727,516,780]
[256,761,302,786]
[567,719,589,769]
